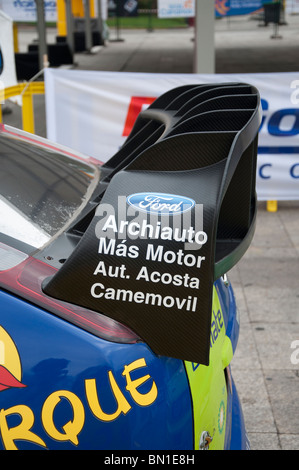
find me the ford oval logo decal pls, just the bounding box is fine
[127,192,195,215]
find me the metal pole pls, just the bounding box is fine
[64,0,74,55]
[109,0,124,42]
[83,0,93,52]
[147,0,153,32]
[194,0,215,74]
[96,0,104,40]
[35,0,48,70]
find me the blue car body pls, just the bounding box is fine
[0,279,247,450]
[0,82,260,451]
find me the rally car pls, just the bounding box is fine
[0,83,260,450]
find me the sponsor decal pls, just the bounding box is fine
[127,192,195,216]
[92,196,207,318]
[218,400,226,434]
[0,326,26,392]
[0,328,158,450]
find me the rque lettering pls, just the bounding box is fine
[0,358,157,449]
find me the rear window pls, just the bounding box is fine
[0,130,99,250]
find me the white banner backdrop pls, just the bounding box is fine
[0,11,19,99]
[0,0,57,22]
[286,0,299,14]
[0,0,108,22]
[158,0,195,18]
[45,69,299,201]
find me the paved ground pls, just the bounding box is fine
[3,12,299,450]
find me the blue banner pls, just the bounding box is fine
[215,0,264,17]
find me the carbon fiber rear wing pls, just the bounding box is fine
[43,83,261,365]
